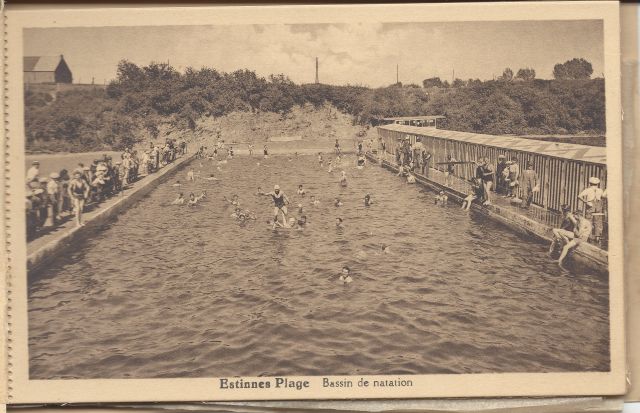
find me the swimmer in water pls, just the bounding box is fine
[187,192,198,207]
[259,184,291,228]
[172,180,182,187]
[339,266,353,284]
[297,184,306,196]
[334,198,343,207]
[406,172,416,184]
[187,168,195,181]
[364,194,373,206]
[196,190,207,201]
[318,153,324,167]
[435,191,448,206]
[205,173,218,181]
[336,217,344,229]
[340,171,347,187]
[310,195,320,206]
[297,203,304,214]
[356,155,366,169]
[328,160,334,173]
[223,194,240,206]
[171,192,185,205]
[263,145,269,159]
[293,215,307,230]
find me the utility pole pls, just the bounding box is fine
[315,57,319,84]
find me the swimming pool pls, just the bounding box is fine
[28,154,610,379]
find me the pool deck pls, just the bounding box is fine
[366,152,608,273]
[27,153,195,273]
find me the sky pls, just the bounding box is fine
[24,20,604,87]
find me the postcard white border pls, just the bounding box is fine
[4,2,625,403]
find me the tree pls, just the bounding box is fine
[452,78,466,88]
[516,68,536,81]
[422,77,443,88]
[553,58,593,80]
[500,67,514,82]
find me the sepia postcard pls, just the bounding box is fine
[1,2,626,404]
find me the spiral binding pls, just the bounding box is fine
[3,6,13,402]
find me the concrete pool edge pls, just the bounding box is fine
[365,153,608,273]
[27,153,196,273]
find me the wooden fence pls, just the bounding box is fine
[377,125,607,214]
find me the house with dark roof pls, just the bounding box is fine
[23,55,73,84]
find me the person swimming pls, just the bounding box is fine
[187,168,195,181]
[328,160,334,173]
[356,155,366,169]
[297,203,304,214]
[187,192,198,207]
[364,194,373,206]
[318,153,324,167]
[205,173,218,181]
[171,192,185,205]
[310,195,320,206]
[435,191,448,206]
[340,171,347,187]
[172,180,182,187]
[223,194,240,206]
[336,217,344,229]
[297,184,306,196]
[334,197,343,207]
[406,172,416,184]
[196,190,207,201]
[338,266,353,284]
[295,215,307,230]
[381,244,390,254]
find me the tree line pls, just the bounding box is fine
[24,57,604,152]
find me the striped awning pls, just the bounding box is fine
[379,124,606,165]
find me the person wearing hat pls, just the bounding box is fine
[26,160,40,182]
[258,184,291,228]
[549,204,577,257]
[68,170,91,227]
[578,177,605,244]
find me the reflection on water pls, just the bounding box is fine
[28,155,610,379]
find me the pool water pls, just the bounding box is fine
[28,154,610,379]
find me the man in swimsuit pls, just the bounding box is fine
[260,184,290,227]
[68,170,90,226]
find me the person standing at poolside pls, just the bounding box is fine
[260,184,290,228]
[520,162,539,209]
[495,155,508,195]
[68,170,90,227]
[445,154,456,187]
[578,176,606,244]
[27,160,40,182]
[480,157,495,206]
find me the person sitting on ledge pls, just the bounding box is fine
[557,210,592,271]
[548,204,576,257]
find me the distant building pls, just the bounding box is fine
[23,55,72,84]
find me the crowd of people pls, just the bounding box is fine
[25,138,187,240]
[380,135,608,265]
